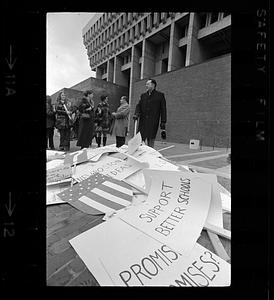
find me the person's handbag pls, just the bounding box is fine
[81,113,90,119]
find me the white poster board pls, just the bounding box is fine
[46,182,68,205]
[118,170,212,254]
[47,164,72,185]
[69,217,230,286]
[145,170,223,228]
[72,156,143,183]
[127,132,142,155]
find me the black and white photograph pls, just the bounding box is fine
[46,12,232,286]
[2,7,269,294]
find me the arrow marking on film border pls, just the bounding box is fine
[5,192,16,217]
[6,45,17,70]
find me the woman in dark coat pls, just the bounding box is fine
[111,96,130,147]
[55,91,72,152]
[76,90,95,149]
[94,95,112,147]
[46,95,56,150]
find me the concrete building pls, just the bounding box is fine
[82,12,231,147]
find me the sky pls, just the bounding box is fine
[46,13,96,96]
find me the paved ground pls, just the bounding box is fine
[52,131,231,192]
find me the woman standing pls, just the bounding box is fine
[46,95,56,150]
[111,96,130,147]
[55,91,72,152]
[95,95,112,147]
[76,90,95,149]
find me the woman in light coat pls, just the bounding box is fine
[111,96,130,147]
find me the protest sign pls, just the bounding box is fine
[57,172,133,215]
[72,156,143,183]
[46,150,65,161]
[143,169,223,228]
[141,155,179,170]
[118,170,211,255]
[47,159,64,169]
[69,217,230,286]
[220,192,231,212]
[47,164,72,184]
[127,132,142,155]
[63,147,119,166]
[124,170,146,193]
[46,181,69,205]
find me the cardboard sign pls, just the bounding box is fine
[220,192,231,212]
[118,170,212,254]
[69,217,230,286]
[47,164,72,184]
[57,172,133,215]
[46,150,65,161]
[127,132,142,155]
[143,169,223,228]
[46,182,69,205]
[72,156,143,183]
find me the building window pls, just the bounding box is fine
[123,13,127,27]
[210,12,220,24]
[128,12,133,24]
[198,13,208,28]
[143,18,147,33]
[150,13,154,26]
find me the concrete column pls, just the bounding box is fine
[96,67,103,79]
[185,12,206,66]
[113,56,128,87]
[129,45,141,105]
[141,39,155,79]
[168,22,185,71]
[107,59,114,82]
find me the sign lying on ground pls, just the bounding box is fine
[118,169,212,254]
[69,217,230,286]
[127,132,142,155]
[47,164,72,185]
[72,155,144,183]
[143,169,223,228]
[57,172,133,215]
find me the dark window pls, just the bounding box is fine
[161,58,168,73]
[199,13,207,28]
[223,12,230,18]
[210,12,219,24]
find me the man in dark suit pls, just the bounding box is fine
[133,79,167,148]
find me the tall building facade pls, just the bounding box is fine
[82,12,231,146]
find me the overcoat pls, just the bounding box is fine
[111,102,130,137]
[134,89,167,140]
[76,97,95,148]
[46,102,55,128]
[55,100,71,129]
[95,102,112,133]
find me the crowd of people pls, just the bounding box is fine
[46,79,167,152]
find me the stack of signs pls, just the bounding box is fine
[69,217,230,286]
[64,147,120,166]
[72,155,146,183]
[57,172,133,215]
